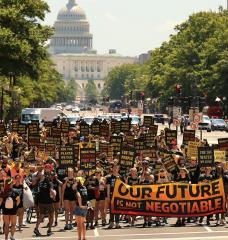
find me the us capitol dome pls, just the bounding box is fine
[49,0,136,98]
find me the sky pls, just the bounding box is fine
[45,0,227,57]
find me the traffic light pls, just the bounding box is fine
[176,84,182,94]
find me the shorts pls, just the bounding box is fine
[74,206,87,217]
[38,203,54,215]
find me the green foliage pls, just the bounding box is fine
[58,79,77,103]
[85,80,98,101]
[104,9,228,109]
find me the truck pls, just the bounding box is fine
[21,108,65,126]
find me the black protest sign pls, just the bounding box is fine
[80,148,96,173]
[165,129,177,146]
[45,143,56,158]
[134,139,145,156]
[28,122,39,136]
[80,121,90,137]
[218,138,228,151]
[60,119,70,134]
[28,135,40,147]
[99,141,109,155]
[198,147,215,167]
[12,120,19,133]
[91,119,100,136]
[162,155,177,173]
[111,120,121,134]
[120,146,135,170]
[121,119,131,133]
[59,145,75,167]
[110,136,122,154]
[125,133,135,145]
[183,130,195,145]
[144,116,154,128]
[0,122,6,137]
[145,133,156,148]
[18,124,27,135]
[142,147,157,160]
[44,121,53,136]
[73,145,80,163]
[148,125,158,137]
[100,120,110,138]
[26,150,35,162]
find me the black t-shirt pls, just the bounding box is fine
[106,174,121,195]
[2,189,20,215]
[85,175,97,200]
[37,177,53,204]
[76,185,88,207]
[13,184,23,208]
[127,176,140,186]
[56,168,66,182]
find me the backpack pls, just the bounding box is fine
[5,197,14,209]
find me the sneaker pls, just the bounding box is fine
[107,222,114,229]
[68,224,73,230]
[47,229,53,236]
[115,223,121,229]
[64,224,69,230]
[102,220,106,227]
[34,228,42,237]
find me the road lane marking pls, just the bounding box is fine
[126,237,228,240]
[94,228,100,237]
[204,226,213,232]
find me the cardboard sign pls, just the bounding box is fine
[120,147,135,170]
[111,178,226,217]
[110,136,123,154]
[99,141,109,155]
[165,129,177,146]
[28,135,40,147]
[100,120,110,137]
[80,121,90,137]
[187,141,202,158]
[80,148,96,174]
[111,120,121,134]
[59,145,75,167]
[183,130,195,145]
[61,119,70,134]
[148,125,158,137]
[45,143,56,158]
[28,122,39,136]
[198,147,215,167]
[145,133,156,148]
[218,138,228,151]
[0,123,6,137]
[121,119,131,133]
[12,120,19,133]
[91,120,100,135]
[134,139,145,156]
[18,124,27,135]
[142,147,157,160]
[214,150,226,163]
[125,133,134,145]
[144,116,154,128]
[162,155,177,173]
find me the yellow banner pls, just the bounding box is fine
[111,179,226,217]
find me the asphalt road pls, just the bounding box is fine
[5,215,228,240]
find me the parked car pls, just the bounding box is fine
[72,106,80,113]
[83,117,94,125]
[65,105,73,111]
[198,115,211,132]
[67,115,80,128]
[211,119,228,131]
[129,115,141,125]
[154,114,165,124]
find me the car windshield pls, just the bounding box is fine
[203,116,210,121]
[213,119,225,124]
[67,117,79,122]
[131,116,140,122]
[22,114,39,121]
[84,118,94,124]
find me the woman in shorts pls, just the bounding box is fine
[75,177,88,240]
[62,168,76,230]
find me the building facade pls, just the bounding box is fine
[49,0,136,99]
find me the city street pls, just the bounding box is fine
[6,215,228,240]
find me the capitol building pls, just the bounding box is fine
[49,0,136,99]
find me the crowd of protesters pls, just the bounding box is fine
[0,116,227,240]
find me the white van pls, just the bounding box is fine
[21,108,64,126]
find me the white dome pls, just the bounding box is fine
[57,1,86,20]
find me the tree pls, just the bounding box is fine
[85,80,98,102]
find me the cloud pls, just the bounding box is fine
[154,20,180,33]
[104,13,119,23]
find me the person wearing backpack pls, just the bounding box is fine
[2,178,20,240]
